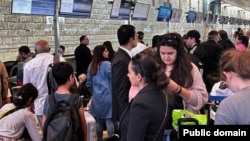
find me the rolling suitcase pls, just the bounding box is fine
[84,110,96,141]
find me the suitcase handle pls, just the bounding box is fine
[178,118,199,125]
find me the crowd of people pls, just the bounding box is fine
[1,25,250,141]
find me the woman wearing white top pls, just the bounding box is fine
[0,83,42,141]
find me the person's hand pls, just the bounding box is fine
[78,73,87,84]
[87,99,91,109]
[1,96,11,108]
[168,79,179,92]
[4,96,11,104]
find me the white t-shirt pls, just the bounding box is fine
[0,103,42,140]
[131,42,147,57]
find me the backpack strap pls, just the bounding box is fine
[48,94,79,114]
[68,94,79,108]
[0,104,25,120]
[48,94,56,112]
[53,55,60,64]
[0,105,17,119]
[47,66,53,95]
[43,94,57,141]
[47,55,60,95]
[68,94,83,140]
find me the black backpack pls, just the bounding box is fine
[77,81,92,107]
[42,94,83,141]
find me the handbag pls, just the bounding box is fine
[77,81,92,107]
[172,109,207,131]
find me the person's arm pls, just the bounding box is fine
[79,73,87,84]
[23,65,30,84]
[126,101,149,141]
[59,56,66,62]
[24,110,43,141]
[78,105,87,141]
[2,77,9,103]
[0,63,9,103]
[168,79,191,100]
[42,96,50,128]
[42,115,46,128]
[186,65,208,109]
[168,65,208,111]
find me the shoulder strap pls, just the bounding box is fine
[0,105,24,120]
[48,94,56,111]
[153,96,168,141]
[48,94,79,112]
[54,55,60,64]
[68,94,79,108]
[68,93,83,139]
[47,55,60,95]
[47,65,54,95]
[43,94,56,141]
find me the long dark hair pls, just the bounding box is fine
[155,32,193,88]
[90,45,108,75]
[13,83,38,108]
[103,41,115,62]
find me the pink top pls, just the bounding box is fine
[235,44,246,51]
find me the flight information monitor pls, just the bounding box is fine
[11,0,56,16]
[59,0,93,18]
[186,11,196,23]
[157,6,172,22]
[171,8,182,23]
[110,0,132,20]
[132,2,150,21]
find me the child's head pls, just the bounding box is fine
[13,83,38,108]
[52,62,74,86]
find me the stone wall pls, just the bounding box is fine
[0,0,247,62]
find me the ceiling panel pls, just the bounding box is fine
[222,0,250,10]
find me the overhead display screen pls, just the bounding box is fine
[186,11,196,23]
[11,0,56,16]
[157,6,172,22]
[59,0,93,18]
[110,0,132,20]
[132,2,150,21]
[195,12,203,23]
[171,8,182,23]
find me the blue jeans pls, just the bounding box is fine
[163,129,178,141]
[96,118,115,141]
[163,129,171,141]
